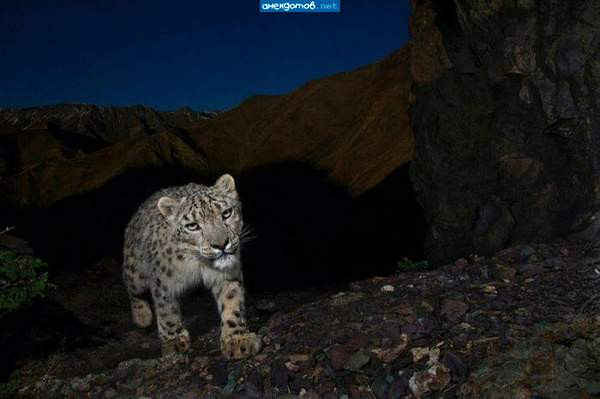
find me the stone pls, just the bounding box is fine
[345,334,369,352]
[380,285,395,293]
[70,379,90,392]
[284,361,300,372]
[254,354,268,362]
[289,354,311,363]
[440,299,469,322]
[194,356,210,368]
[345,350,371,371]
[497,266,517,281]
[372,377,389,398]
[519,263,546,277]
[299,390,320,399]
[409,363,451,397]
[482,285,498,295]
[330,346,352,371]
[372,334,409,363]
[518,245,536,261]
[411,347,430,363]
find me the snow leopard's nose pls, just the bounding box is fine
[210,238,229,252]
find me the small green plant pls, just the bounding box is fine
[396,258,432,272]
[0,373,20,399]
[0,249,52,312]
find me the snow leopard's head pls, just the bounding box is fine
[157,174,246,270]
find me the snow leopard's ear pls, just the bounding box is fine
[214,174,238,199]
[157,196,182,221]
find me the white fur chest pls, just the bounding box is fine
[167,254,242,297]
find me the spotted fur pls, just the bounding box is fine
[122,174,260,359]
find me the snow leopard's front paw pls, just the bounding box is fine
[162,329,192,355]
[221,332,261,360]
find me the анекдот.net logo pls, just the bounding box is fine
[260,0,340,13]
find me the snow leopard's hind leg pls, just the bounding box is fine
[123,249,153,328]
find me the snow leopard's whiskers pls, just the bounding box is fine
[239,224,257,245]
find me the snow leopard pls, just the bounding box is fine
[122,174,260,359]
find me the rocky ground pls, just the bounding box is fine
[7,238,600,398]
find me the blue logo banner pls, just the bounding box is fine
[260,0,340,13]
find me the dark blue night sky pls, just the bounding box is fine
[0,0,411,111]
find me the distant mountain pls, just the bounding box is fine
[0,47,413,207]
[0,104,219,142]
[0,104,219,176]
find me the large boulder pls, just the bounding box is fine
[409,0,600,264]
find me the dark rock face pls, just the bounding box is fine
[409,0,600,264]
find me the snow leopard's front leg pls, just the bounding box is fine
[152,287,191,355]
[212,279,261,360]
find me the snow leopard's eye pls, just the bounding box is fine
[222,208,233,220]
[185,222,200,231]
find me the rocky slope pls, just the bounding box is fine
[12,239,600,398]
[409,0,600,264]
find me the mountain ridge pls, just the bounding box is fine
[0,103,220,142]
[0,47,414,207]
